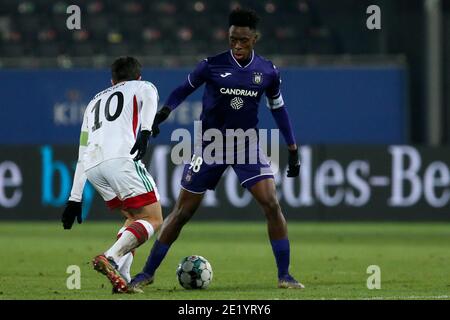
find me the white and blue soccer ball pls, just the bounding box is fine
[176,255,213,289]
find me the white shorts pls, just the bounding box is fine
[85,157,160,210]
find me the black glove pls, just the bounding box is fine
[287,148,301,177]
[130,130,151,161]
[61,201,82,230]
[151,106,171,138]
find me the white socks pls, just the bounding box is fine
[105,220,154,267]
[117,252,134,283]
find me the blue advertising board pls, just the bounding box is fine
[0,65,407,145]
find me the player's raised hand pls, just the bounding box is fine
[130,130,151,161]
[151,106,171,138]
[61,201,82,229]
[287,148,301,177]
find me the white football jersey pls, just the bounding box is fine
[80,80,158,170]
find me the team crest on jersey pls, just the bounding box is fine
[252,72,263,85]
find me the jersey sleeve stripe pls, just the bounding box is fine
[79,131,88,146]
[187,74,195,88]
[132,95,139,138]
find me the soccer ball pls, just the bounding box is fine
[176,255,213,289]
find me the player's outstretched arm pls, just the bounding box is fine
[150,82,197,138]
[152,59,208,138]
[150,106,172,138]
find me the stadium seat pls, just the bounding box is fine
[16,15,40,35]
[120,16,145,36]
[106,43,132,57]
[154,1,178,15]
[0,42,26,57]
[68,43,96,57]
[0,0,19,15]
[305,28,338,55]
[36,42,61,57]
[85,14,110,38]
[140,43,165,56]
[0,0,342,58]
[86,0,106,15]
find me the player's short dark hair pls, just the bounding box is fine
[228,8,260,30]
[111,56,141,82]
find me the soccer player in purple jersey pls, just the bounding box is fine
[129,8,304,291]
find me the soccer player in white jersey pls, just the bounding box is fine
[61,56,162,293]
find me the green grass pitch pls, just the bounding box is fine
[1,221,450,300]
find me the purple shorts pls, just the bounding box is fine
[180,141,274,193]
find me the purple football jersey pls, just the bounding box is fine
[185,50,284,132]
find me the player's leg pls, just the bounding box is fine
[128,189,204,289]
[115,221,133,283]
[248,177,304,289]
[90,158,163,293]
[104,201,163,264]
[234,137,304,289]
[84,165,131,292]
[93,202,162,293]
[116,252,133,283]
[93,201,163,293]
[109,218,136,293]
[104,158,163,263]
[159,188,204,244]
[113,215,145,283]
[113,210,159,284]
[130,158,226,291]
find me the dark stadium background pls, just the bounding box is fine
[0,0,449,221]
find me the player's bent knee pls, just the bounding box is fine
[124,201,163,231]
[143,202,164,230]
